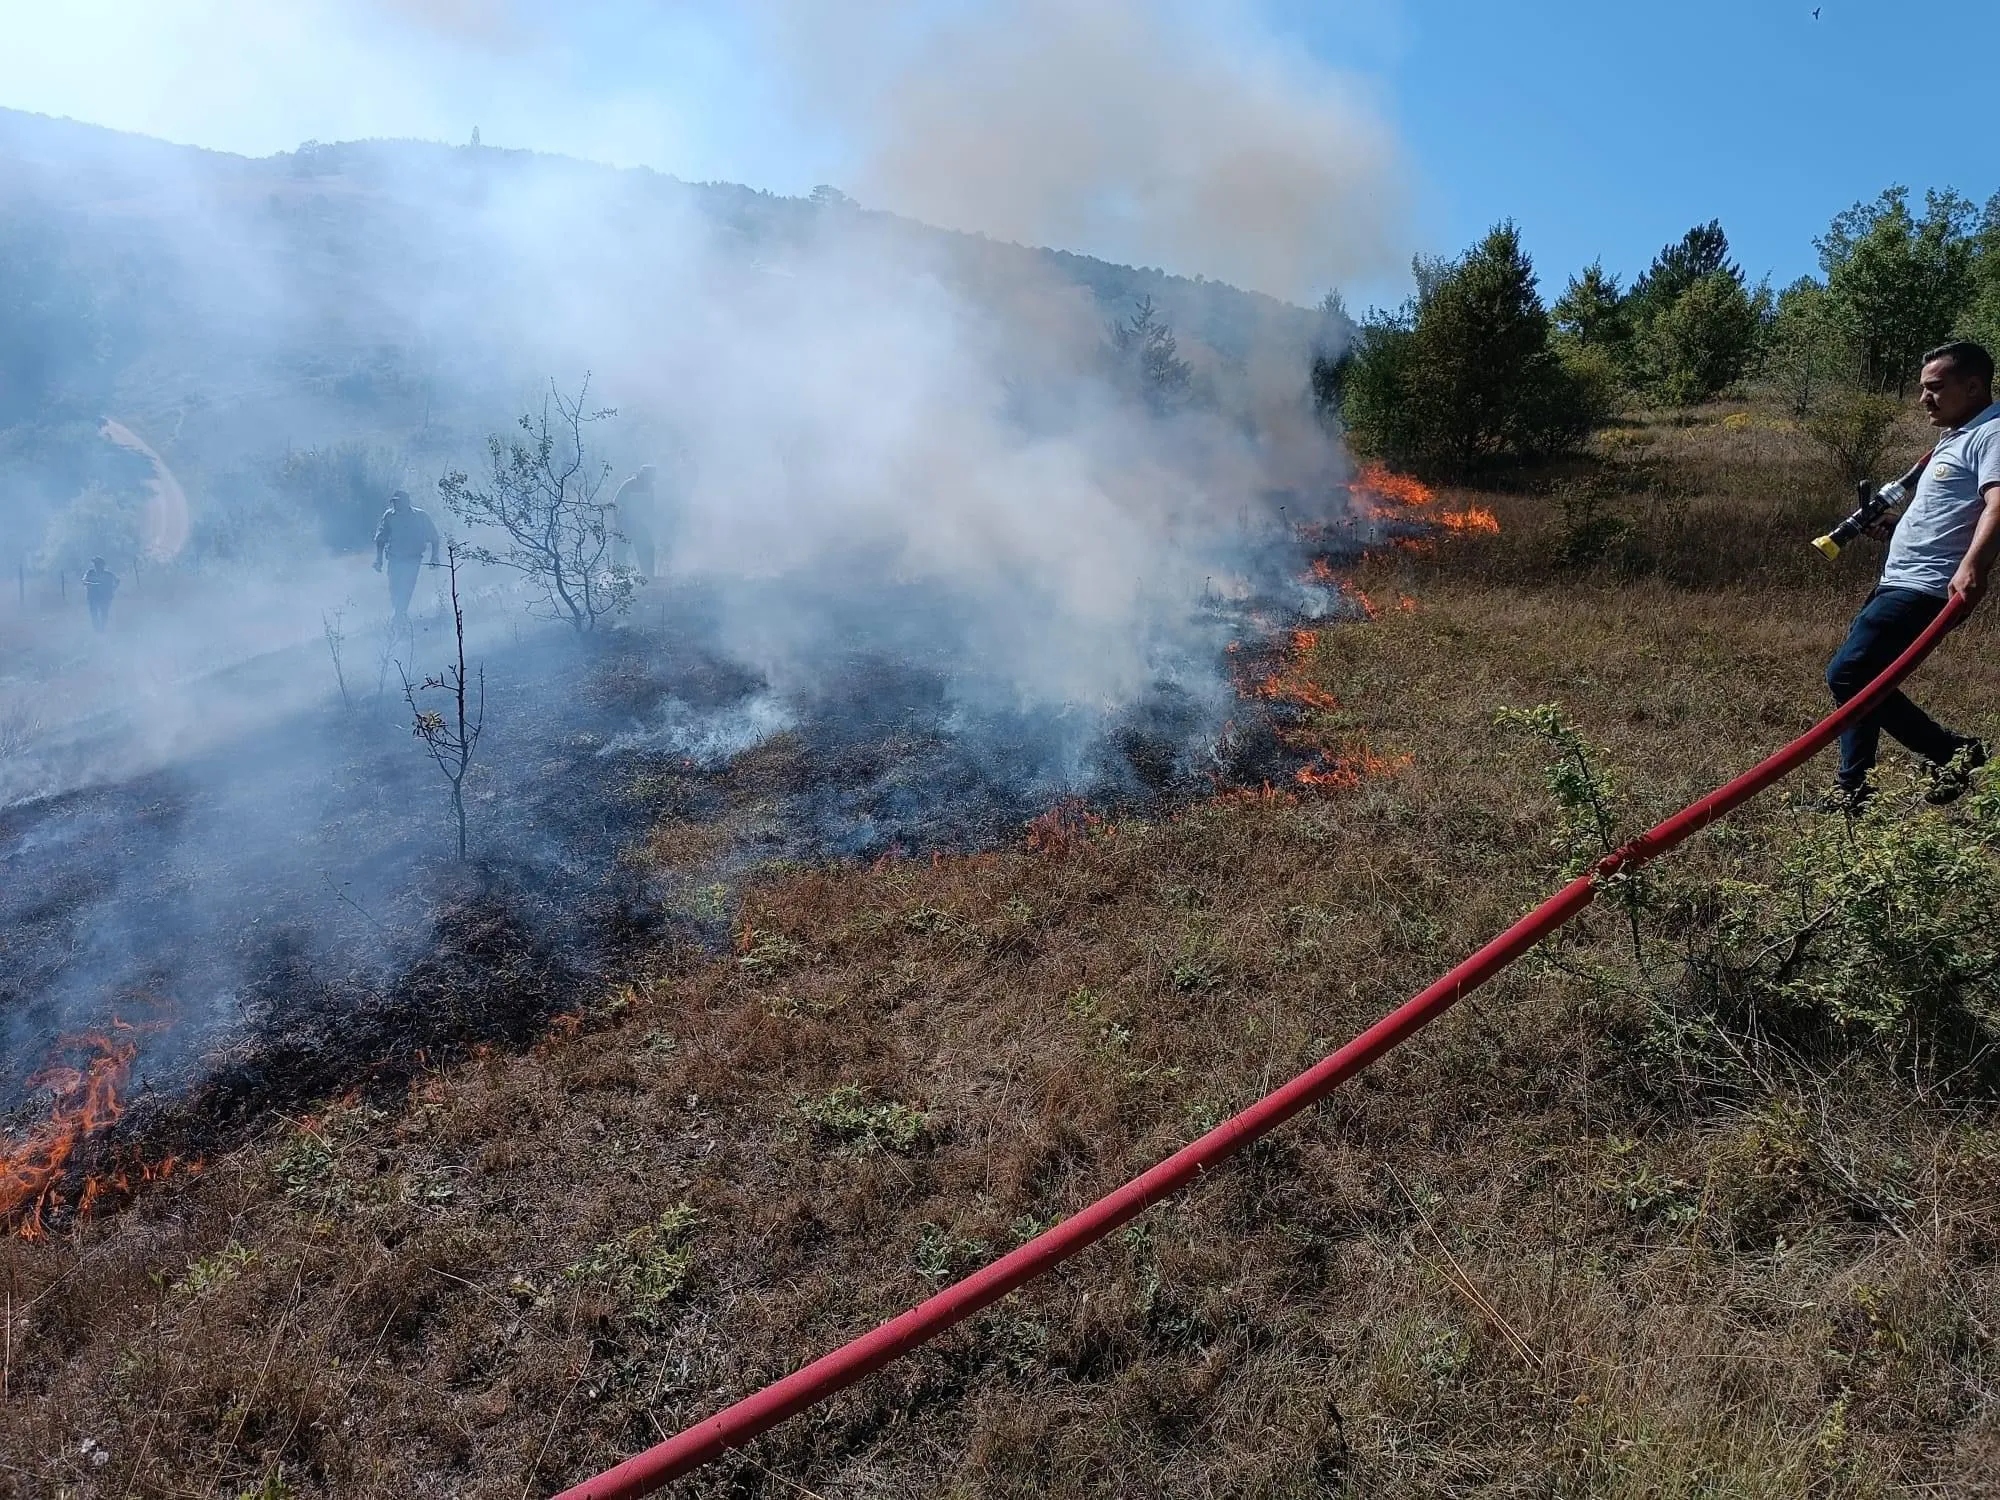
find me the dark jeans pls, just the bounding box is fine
[387,558,422,620]
[1826,585,1963,787]
[87,594,112,630]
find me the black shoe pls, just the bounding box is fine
[1811,780,1875,815]
[1925,740,1989,806]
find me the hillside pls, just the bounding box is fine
[0,106,1327,499]
[4,401,1996,1497]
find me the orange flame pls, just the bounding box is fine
[1352,461,1435,509]
[1255,673,1340,712]
[1438,505,1500,535]
[73,1150,201,1223]
[1296,747,1413,789]
[1345,462,1501,541]
[2,1029,139,1238]
[1214,577,1416,803]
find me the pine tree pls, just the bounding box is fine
[1630,220,1739,318]
[1105,296,1194,417]
[1552,261,1630,353]
[1621,221,1765,404]
[1335,224,1595,468]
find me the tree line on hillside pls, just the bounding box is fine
[1319,186,2000,474]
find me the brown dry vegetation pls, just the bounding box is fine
[5,402,2000,1499]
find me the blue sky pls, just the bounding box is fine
[1316,0,2000,305]
[0,1,1992,309]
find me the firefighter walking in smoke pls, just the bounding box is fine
[609,463,660,580]
[371,488,442,624]
[1823,340,1999,811]
[82,556,118,630]
[609,457,689,581]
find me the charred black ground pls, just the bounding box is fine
[1,562,1363,1229]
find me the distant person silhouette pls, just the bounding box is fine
[372,489,441,624]
[610,457,690,581]
[611,464,660,579]
[82,556,118,631]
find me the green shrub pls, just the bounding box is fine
[564,1204,700,1321]
[798,1084,936,1154]
[1741,770,2000,1039]
[1504,701,2000,1080]
[1551,480,1632,568]
[1819,187,1979,393]
[1804,388,1902,487]
[1553,340,1623,429]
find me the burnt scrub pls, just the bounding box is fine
[0,566,1356,1236]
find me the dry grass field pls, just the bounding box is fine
[4,403,1999,1498]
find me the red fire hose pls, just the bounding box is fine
[555,591,1972,1500]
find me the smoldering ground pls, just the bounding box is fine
[0,10,1398,1199]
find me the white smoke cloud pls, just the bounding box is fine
[1,2,1407,300]
[0,0,1403,1103]
[756,0,1409,303]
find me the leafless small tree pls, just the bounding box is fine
[440,376,634,632]
[321,608,351,710]
[399,546,486,861]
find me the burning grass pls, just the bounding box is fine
[0,1019,209,1242]
[1347,462,1502,541]
[0,1029,140,1238]
[2,408,1998,1496]
[1223,598,1416,797]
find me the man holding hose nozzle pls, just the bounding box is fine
[1823,340,2000,812]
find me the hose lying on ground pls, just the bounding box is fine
[554,590,1972,1500]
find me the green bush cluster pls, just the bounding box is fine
[1320,224,1602,471]
[1318,186,2000,470]
[1551,220,1768,409]
[1505,704,2000,1086]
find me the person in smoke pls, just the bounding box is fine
[371,488,442,624]
[610,464,659,580]
[1823,339,1998,812]
[82,556,119,631]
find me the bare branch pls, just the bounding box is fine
[400,545,486,859]
[441,375,633,632]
